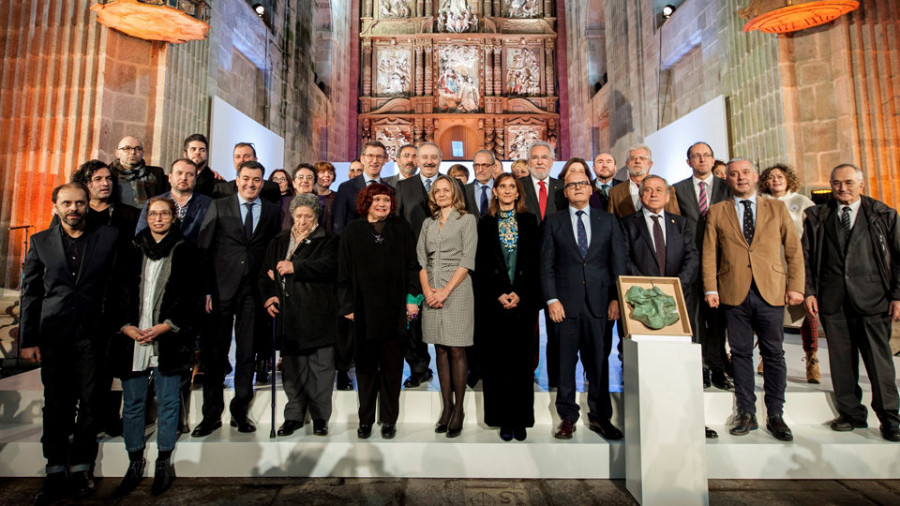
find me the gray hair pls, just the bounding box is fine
[528,141,555,160]
[628,143,653,161]
[831,163,863,182]
[639,174,669,193]
[289,193,321,218]
[472,149,496,164]
[726,157,759,174]
[417,141,443,159]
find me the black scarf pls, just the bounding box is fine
[134,226,183,260]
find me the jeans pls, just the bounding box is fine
[122,368,181,453]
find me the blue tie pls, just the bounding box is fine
[243,202,254,240]
[480,185,489,217]
[576,210,588,258]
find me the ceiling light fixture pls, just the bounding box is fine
[252,3,265,16]
[662,5,676,19]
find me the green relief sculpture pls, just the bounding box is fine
[624,285,680,330]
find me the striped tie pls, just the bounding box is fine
[698,181,708,217]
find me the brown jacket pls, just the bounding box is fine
[607,178,681,218]
[702,195,804,306]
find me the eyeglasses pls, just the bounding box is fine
[362,153,386,161]
[294,175,315,181]
[118,146,143,152]
[565,181,591,189]
[690,153,713,160]
[473,163,492,169]
[272,177,288,183]
[148,210,172,219]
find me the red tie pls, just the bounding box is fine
[538,180,547,218]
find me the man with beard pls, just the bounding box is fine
[136,159,212,243]
[110,135,169,208]
[62,160,141,235]
[519,142,564,224]
[383,144,418,187]
[213,142,282,203]
[182,134,222,198]
[590,152,623,210]
[20,183,121,504]
[607,144,680,218]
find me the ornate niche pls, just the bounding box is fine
[436,44,482,113]
[504,0,542,18]
[377,0,413,19]
[437,0,479,33]
[504,44,542,96]
[506,117,548,160]
[375,44,413,97]
[372,119,415,161]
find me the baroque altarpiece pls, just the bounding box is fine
[358,0,560,161]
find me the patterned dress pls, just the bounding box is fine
[417,209,478,347]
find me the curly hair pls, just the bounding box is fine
[759,163,801,195]
[355,182,396,217]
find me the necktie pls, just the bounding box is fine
[741,200,754,245]
[698,181,709,217]
[480,185,489,217]
[651,214,666,276]
[538,180,548,218]
[576,210,588,258]
[243,202,254,240]
[601,183,610,196]
[424,178,432,192]
[841,206,851,231]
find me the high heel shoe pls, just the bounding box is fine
[435,407,453,434]
[447,411,464,438]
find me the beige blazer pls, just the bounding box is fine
[607,179,681,218]
[702,196,804,306]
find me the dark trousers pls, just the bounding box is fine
[555,302,612,423]
[355,335,404,426]
[282,346,336,423]
[202,280,260,421]
[403,316,431,375]
[40,337,103,470]
[723,286,786,416]
[545,313,559,387]
[820,307,900,427]
[693,289,728,374]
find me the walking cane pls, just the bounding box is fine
[270,307,278,439]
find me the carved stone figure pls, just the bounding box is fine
[380,0,411,18]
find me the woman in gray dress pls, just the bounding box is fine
[417,174,478,438]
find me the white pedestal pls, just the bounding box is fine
[624,337,708,506]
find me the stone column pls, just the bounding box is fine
[416,0,424,17]
[415,45,424,96]
[543,0,552,17]
[362,41,373,96]
[363,0,373,17]
[425,0,433,17]
[493,0,501,17]
[484,42,493,96]
[483,0,492,16]
[425,43,433,96]
[493,118,505,159]
[425,119,434,141]
[545,40,555,96]
[493,43,502,96]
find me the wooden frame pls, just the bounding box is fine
[616,276,692,338]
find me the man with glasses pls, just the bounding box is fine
[110,135,169,208]
[136,159,212,243]
[674,142,733,390]
[213,143,282,203]
[384,144,418,187]
[607,144,680,218]
[333,141,389,235]
[540,169,625,440]
[465,149,499,218]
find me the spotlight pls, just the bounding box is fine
[662,4,676,19]
[252,3,265,16]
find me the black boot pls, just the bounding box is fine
[115,459,146,496]
[151,459,176,495]
[33,472,66,505]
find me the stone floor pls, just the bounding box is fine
[1,477,900,505]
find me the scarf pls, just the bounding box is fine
[134,226,184,261]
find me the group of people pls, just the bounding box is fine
[18,132,900,505]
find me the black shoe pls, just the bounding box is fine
[381,423,397,439]
[710,371,734,390]
[447,411,465,438]
[33,472,66,505]
[115,459,146,496]
[702,372,711,389]
[403,369,434,388]
[705,426,719,439]
[588,419,623,440]
[729,412,758,436]
[313,419,328,436]
[499,425,514,441]
[191,419,222,438]
[231,416,257,433]
[337,370,353,391]
[277,419,304,437]
[357,424,372,439]
[881,425,900,442]
[69,470,97,499]
[766,415,793,442]
[513,426,527,441]
[151,459,175,496]
[830,415,868,432]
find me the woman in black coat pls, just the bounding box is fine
[474,173,541,441]
[338,183,421,440]
[260,193,339,437]
[113,196,200,496]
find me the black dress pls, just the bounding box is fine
[474,211,540,428]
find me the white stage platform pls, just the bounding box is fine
[1,333,899,479]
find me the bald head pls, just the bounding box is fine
[116,135,145,169]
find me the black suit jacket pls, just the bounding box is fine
[20,225,120,348]
[589,179,624,211]
[198,195,280,301]
[621,210,699,295]
[213,179,281,204]
[333,175,376,235]
[673,175,731,250]
[540,207,625,318]
[396,176,465,237]
[520,176,564,224]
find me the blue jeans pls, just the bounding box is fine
[122,368,182,453]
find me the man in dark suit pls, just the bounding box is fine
[674,141,733,390]
[20,183,121,503]
[465,149,498,217]
[621,175,720,439]
[803,163,900,442]
[383,143,418,188]
[109,135,169,209]
[703,158,804,442]
[520,141,564,224]
[541,169,626,440]
[182,133,222,198]
[212,142,282,203]
[395,141,446,388]
[607,144,680,218]
[193,160,280,437]
[591,152,624,210]
[332,141,390,235]
[136,158,212,243]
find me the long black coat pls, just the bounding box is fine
[338,216,421,341]
[259,227,339,354]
